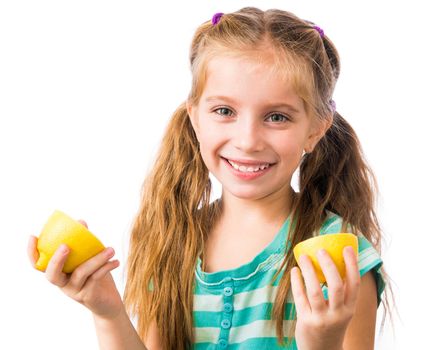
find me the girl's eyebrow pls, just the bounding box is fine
[205,95,301,114]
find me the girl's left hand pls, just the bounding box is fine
[290,246,360,350]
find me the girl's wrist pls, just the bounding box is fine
[296,327,346,350]
[298,338,345,350]
[297,343,344,350]
[92,300,126,324]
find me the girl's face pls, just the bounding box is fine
[187,55,329,201]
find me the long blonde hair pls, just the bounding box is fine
[123,7,391,349]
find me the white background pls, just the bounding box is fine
[1,0,421,349]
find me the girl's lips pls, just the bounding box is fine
[222,157,275,166]
[222,157,274,180]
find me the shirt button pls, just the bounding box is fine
[223,287,233,296]
[223,303,233,313]
[218,339,228,348]
[221,319,231,329]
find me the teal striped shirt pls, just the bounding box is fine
[192,210,385,349]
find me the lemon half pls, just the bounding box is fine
[35,210,105,273]
[293,233,358,283]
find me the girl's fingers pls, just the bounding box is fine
[298,254,326,312]
[343,246,361,308]
[316,249,345,310]
[66,247,116,291]
[77,219,88,228]
[91,259,120,281]
[27,235,39,267]
[290,266,311,316]
[44,244,71,288]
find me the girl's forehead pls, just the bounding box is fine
[202,55,302,105]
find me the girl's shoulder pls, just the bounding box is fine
[317,210,371,239]
[318,210,345,235]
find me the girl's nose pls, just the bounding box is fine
[233,116,265,153]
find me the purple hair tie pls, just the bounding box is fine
[330,99,337,112]
[313,25,325,38]
[212,12,224,26]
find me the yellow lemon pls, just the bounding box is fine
[35,210,105,273]
[293,233,358,283]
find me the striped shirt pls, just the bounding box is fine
[192,210,385,349]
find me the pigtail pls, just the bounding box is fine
[273,111,384,344]
[123,102,220,350]
[298,111,381,246]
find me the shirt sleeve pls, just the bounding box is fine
[356,233,385,307]
[319,211,386,306]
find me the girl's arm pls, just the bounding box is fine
[143,320,163,350]
[93,303,148,350]
[94,308,163,350]
[342,271,377,349]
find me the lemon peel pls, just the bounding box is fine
[35,210,105,273]
[293,233,358,283]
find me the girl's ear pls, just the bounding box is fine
[186,101,199,136]
[304,117,333,153]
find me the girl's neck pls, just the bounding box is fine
[218,186,296,229]
[201,187,296,273]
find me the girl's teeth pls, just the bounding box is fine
[227,160,270,172]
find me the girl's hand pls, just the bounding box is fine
[27,220,123,320]
[290,246,360,350]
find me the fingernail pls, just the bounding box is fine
[345,246,355,254]
[59,244,69,254]
[105,247,114,257]
[291,266,300,274]
[317,249,326,257]
[299,254,309,264]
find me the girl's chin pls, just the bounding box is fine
[220,185,272,200]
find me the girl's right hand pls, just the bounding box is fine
[27,220,123,320]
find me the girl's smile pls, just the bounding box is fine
[221,156,275,181]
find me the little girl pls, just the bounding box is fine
[28,7,388,350]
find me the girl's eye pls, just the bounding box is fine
[267,113,289,123]
[214,107,233,117]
